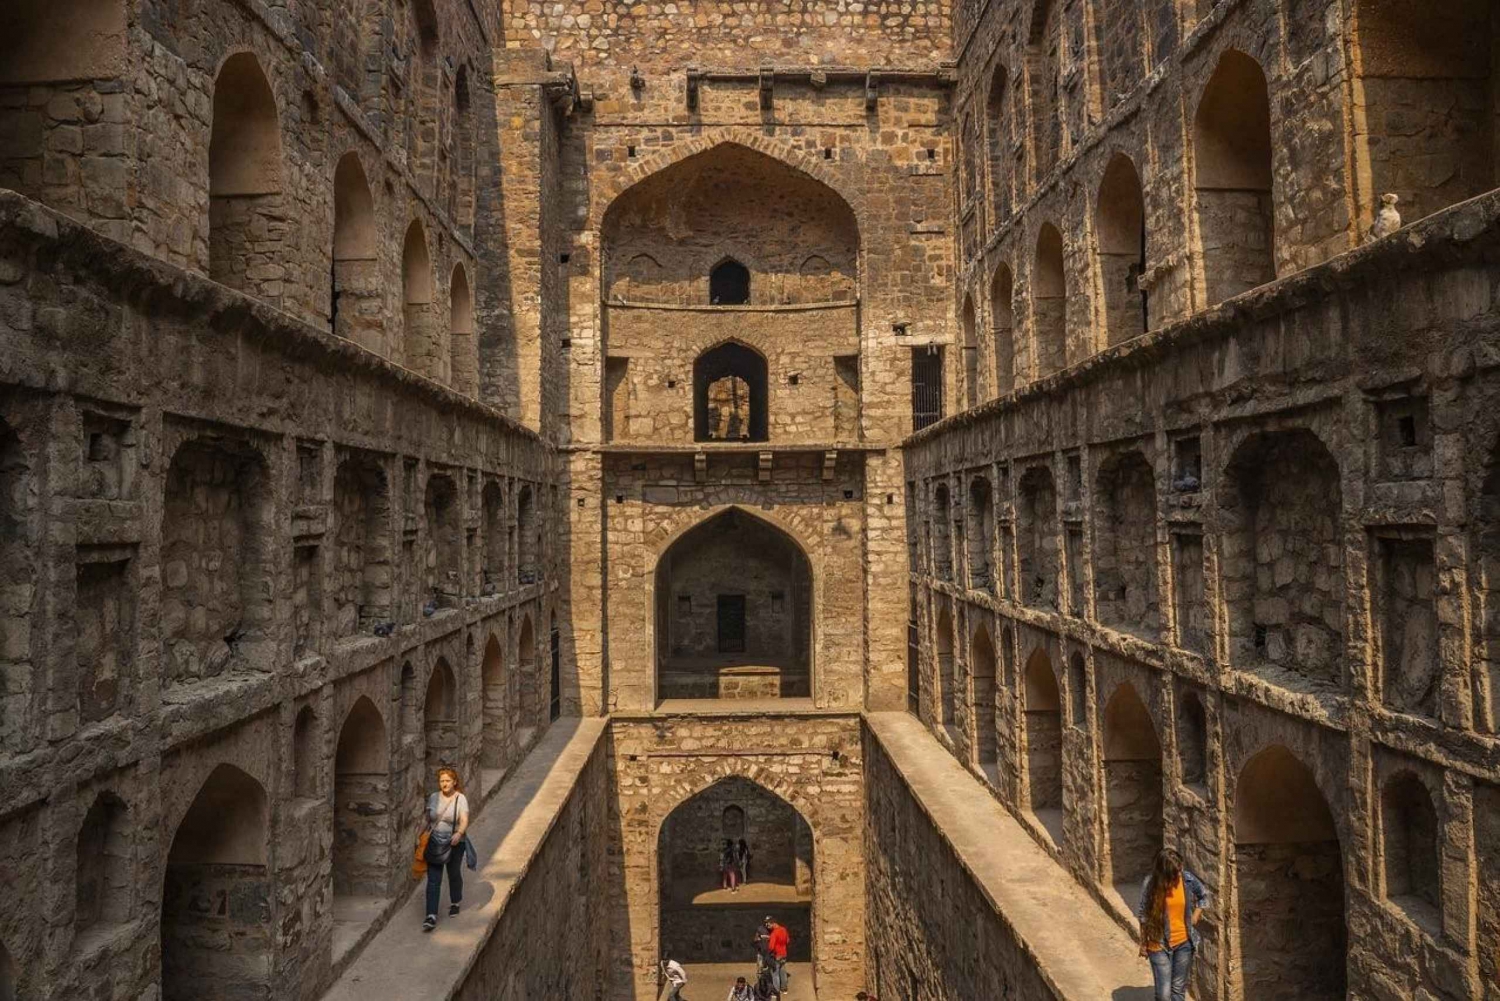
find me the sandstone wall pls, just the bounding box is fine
[904,193,1500,1001]
[0,191,561,1000]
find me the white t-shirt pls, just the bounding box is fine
[427,792,469,837]
[663,960,687,985]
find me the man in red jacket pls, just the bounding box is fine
[766,918,790,995]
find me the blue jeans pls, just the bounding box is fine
[1147,942,1193,1001]
[424,839,464,917]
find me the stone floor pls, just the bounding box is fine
[661,963,818,1001]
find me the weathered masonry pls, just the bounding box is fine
[2,0,1500,999]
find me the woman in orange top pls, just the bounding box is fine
[1135,848,1210,1001]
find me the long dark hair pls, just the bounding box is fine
[1141,848,1184,948]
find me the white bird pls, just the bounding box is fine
[1368,193,1402,243]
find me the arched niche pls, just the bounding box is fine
[1194,50,1274,307]
[332,153,382,352]
[1096,153,1148,345]
[694,341,768,442]
[209,53,284,305]
[449,264,476,397]
[402,220,441,380]
[334,697,391,898]
[162,764,269,1001]
[1032,223,1067,376]
[935,603,956,728]
[970,622,998,767]
[991,264,1015,395]
[1233,745,1346,1000]
[1101,683,1163,894]
[481,633,506,774]
[654,509,813,702]
[1022,648,1063,844]
[423,658,458,781]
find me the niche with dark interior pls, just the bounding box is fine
[76,549,135,724]
[1375,396,1432,480]
[1381,769,1442,932]
[709,259,750,305]
[1371,530,1439,719]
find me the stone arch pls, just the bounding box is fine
[967,474,995,593]
[423,658,458,781]
[694,339,768,442]
[654,507,814,701]
[292,704,317,800]
[1097,152,1148,345]
[971,621,998,766]
[986,61,1015,221]
[1032,223,1067,377]
[0,0,126,85]
[424,472,461,607]
[991,263,1015,394]
[481,633,506,772]
[654,773,818,965]
[1219,428,1343,690]
[1022,648,1063,839]
[1101,682,1163,893]
[1093,450,1158,637]
[931,482,954,581]
[402,219,440,379]
[332,152,380,350]
[452,64,475,228]
[331,454,391,637]
[334,696,391,897]
[449,264,476,397]
[75,790,131,939]
[709,257,751,305]
[935,602,956,728]
[1026,0,1063,181]
[1194,49,1275,307]
[162,764,269,1001]
[1233,745,1346,1000]
[1018,465,1058,608]
[209,52,284,305]
[1380,770,1441,930]
[161,436,274,686]
[960,293,979,409]
[1351,0,1495,228]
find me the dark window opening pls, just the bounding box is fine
[709,259,751,304]
[912,347,944,431]
[717,594,747,653]
[549,618,561,721]
[694,342,769,442]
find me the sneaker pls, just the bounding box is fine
[448,903,461,916]
[422,915,437,932]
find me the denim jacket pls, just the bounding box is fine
[1136,870,1210,951]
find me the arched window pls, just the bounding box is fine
[694,342,768,442]
[991,264,1015,395]
[1032,223,1067,376]
[209,53,284,305]
[332,153,381,353]
[1097,153,1148,345]
[722,804,746,839]
[1194,50,1274,307]
[709,259,750,305]
[1025,0,1063,183]
[986,63,1014,222]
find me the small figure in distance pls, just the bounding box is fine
[661,957,689,1001]
[727,975,755,1001]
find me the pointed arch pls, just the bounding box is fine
[1194,50,1275,306]
[402,219,440,379]
[694,340,768,442]
[970,621,998,766]
[986,61,1015,222]
[1101,682,1163,892]
[1032,223,1067,376]
[481,633,506,771]
[333,152,381,352]
[450,263,476,397]
[209,52,284,305]
[1022,648,1063,840]
[1097,153,1148,345]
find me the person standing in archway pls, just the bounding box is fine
[1135,848,1210,1001]
[720,839,741,892]
[766,917,790,993]
[736,837,751,884]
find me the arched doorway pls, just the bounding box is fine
[333,697,390,899]
[694,341,769,442]
[1233,745,1346,1000]
[657,778,814,983]
[970,622,998,769]
[422,658,457,782]
[654,509,813,702]
[161,764,270,1001]
[481,634,506,781]
[209,53,283,306]
[1101,683,1163,902]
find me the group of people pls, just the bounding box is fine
[660,914,791,1001]
[719,837,751,891]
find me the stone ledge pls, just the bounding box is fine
[865,711,1154,1000]
[322,718,606,1001]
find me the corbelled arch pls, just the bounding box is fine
[651,763,820,844]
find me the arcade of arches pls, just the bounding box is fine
[3,0,1500,1000]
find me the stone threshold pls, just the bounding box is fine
[865,712,1156,1000]
[322,717,606,1001]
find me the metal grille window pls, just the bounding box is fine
[912,346,944,431]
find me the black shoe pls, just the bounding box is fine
[422,915,436,932]
[448,903,461,916]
